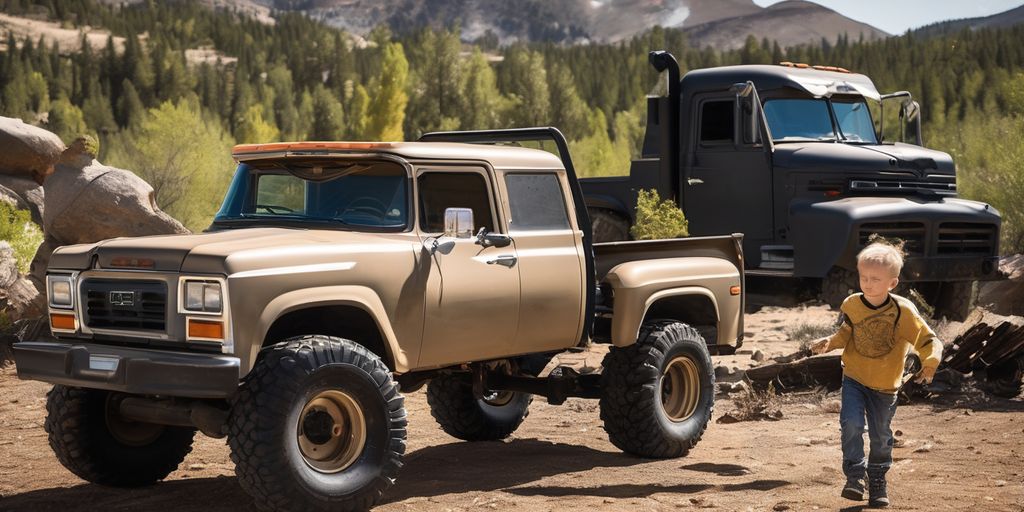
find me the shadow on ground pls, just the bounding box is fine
[2,438,780,510]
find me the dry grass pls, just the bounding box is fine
[785,319,837,352]
[726,382,785,422]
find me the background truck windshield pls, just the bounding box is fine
[215,161,409,229]
[764,98,878,144]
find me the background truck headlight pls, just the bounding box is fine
[47,275,74,309]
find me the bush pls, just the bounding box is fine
[0,202,43,274]
[630,189,688,240]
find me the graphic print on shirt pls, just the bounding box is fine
[851,306,899,358]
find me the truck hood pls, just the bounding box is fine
[772,142,955,177]
[48,227,417,275]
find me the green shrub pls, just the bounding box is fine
[630,189,688,240]
[0,202,43,274]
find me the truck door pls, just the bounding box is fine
[497,171,585,352]
[683,94,774,267]
[416,167,521,367]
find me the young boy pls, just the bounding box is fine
[809,242,943,508]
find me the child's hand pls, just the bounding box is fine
[913,366,937,384]
[808,337,830,355]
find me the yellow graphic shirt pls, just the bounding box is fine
[825,293,943,393]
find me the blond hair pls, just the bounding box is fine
[857,241,904,277]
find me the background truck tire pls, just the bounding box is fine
[426,373,532,441]
[44,385,195,486]
[980,355,1024,398]
[227,336,406,512]
[589,208,630,243]
[600,320,715,458]
[821,267,859,309]
[929,281,978,321]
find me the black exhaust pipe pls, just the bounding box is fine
[648,51,681,203]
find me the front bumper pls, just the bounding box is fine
[902,255,1001,282]
[13,341,240,399]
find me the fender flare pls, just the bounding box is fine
[253,285,408,372]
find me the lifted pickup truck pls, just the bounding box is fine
[14,129,743,512]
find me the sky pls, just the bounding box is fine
[753,0,1024,34]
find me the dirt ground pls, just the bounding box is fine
[1,303,1023,512]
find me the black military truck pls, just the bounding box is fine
[582,52,1002,319]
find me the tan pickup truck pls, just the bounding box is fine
[15,128,744,512]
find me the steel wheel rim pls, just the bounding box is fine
[482,390,515,407]
[297,390,367,473]
[661,355,700,422]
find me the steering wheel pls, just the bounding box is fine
[339,196,389,219]
[256,204,295,214]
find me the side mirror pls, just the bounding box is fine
[443,208,474,239]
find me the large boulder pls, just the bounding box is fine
[0,116,65,184]
[43,139,189,245]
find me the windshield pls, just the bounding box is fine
[214,160,409,230]
[763,98,878,144]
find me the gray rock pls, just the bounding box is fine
[0,116,65,183]
[752,350,766,362]
[0,175,45,225]
[0,242,17,288]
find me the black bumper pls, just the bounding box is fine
[13,341,240,399]
[902,255,1001,282]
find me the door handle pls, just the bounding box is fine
[687,177,704,185]
[486,255,517,268]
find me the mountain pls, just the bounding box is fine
[247,0,888,47]
[681,1,888,50]
[913,3,1024,37]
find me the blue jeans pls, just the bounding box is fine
[840,376,897,480]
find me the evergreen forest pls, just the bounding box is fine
[1,0,1023,250]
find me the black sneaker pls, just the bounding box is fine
[868,477,890,508]
[841,477,865,501]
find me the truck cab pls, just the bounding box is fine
[581,54,1001,319]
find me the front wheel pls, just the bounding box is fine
[44,385,195,486]
[228,336,407,512]
[981,355,1024,398]
[600,320,715,458]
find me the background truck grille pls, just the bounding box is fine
[858,222,926,256]
[937,222,997,256]
[82,279,168,332]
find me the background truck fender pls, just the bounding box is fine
[605,257,740,347]
[250,285,408,373]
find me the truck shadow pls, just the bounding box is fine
[3,439,788,510]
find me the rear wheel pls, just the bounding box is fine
[590,209,630,243]
[427,373,532,441]
[44,385,195,486]
[600,320,715,458]
[227,336,406,512]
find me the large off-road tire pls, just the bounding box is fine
[228,336,407,512]
[600,320,715,458]
[821,267,859,309]
[929,281,978,321]
[426,373,532,441]
[44,385,195,486]
[981,355,1024,399]
[590,208,630,243]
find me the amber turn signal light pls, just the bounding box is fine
[50,313,77,331]
[188,319,224,340]
[730,286,741,296]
